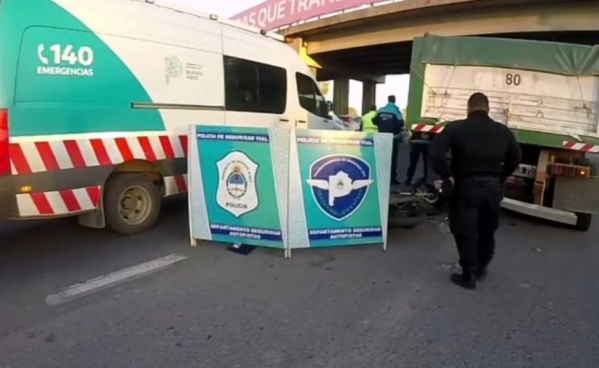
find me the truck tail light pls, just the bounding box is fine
[0,109,9,176]
[547,163,590,178]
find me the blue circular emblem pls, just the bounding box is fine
[308,154,373,221]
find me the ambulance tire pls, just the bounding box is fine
[104,173,162,236]
[574,212,592,232]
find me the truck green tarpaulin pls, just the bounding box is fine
[407,35,599,149]
[412,35,599,76]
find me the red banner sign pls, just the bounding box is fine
[232,0,379,30]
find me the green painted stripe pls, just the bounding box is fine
[0,0,165,136]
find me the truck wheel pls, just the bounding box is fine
[104,173,162,236]
[574,213,592,232]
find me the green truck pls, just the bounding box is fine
[407,35,599,231]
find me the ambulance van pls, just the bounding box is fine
[0,0,335,235]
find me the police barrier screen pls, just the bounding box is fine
[287,129,392,249]
[189,126,392,253]
[188,126,289,249]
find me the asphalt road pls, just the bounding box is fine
[1,195,598,368]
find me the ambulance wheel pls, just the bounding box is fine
[104,173,162,236]
[574,213,592,232]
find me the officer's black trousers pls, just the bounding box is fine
[406,143,428,185]
[448,178,503,270]
[390,139,399,183]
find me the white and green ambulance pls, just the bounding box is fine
[0,0,335,235]
[408,35,599,231]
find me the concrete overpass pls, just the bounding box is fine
[277,0,599,114]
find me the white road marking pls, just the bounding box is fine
[45,253,186,306]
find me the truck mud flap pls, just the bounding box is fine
[0,175,19,219]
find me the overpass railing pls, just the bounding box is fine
[231,0,406,32]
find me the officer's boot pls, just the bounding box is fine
[476,253,494,281]
[450,267,477,290]
[476,264,488,281]
[477,235,495,281]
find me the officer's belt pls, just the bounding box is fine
[456,174,501,182]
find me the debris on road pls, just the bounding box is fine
[227,244,257,256]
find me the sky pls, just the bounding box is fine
[168,0,410,114]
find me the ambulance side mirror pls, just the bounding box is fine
[326,100,333,112]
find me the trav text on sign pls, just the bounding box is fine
[232,0,383,30]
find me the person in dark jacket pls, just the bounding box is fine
[374,95,404,184]
[429,92,522,290]
[405,130,431,186]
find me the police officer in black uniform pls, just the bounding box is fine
[429,92,522,290]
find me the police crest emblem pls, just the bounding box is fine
[216,151,259,217]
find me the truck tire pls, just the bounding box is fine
[574,213,592,232]
[104,173,162,236]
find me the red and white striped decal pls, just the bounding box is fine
[16,186,102,217]
[10,134,188,174]
[164,174,188,196]
[562,141,599,153]
[411,124,444,134]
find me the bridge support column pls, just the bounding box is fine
[362,81,377,114]
[333,78,350,115]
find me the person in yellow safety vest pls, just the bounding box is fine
[361,105,378,133]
